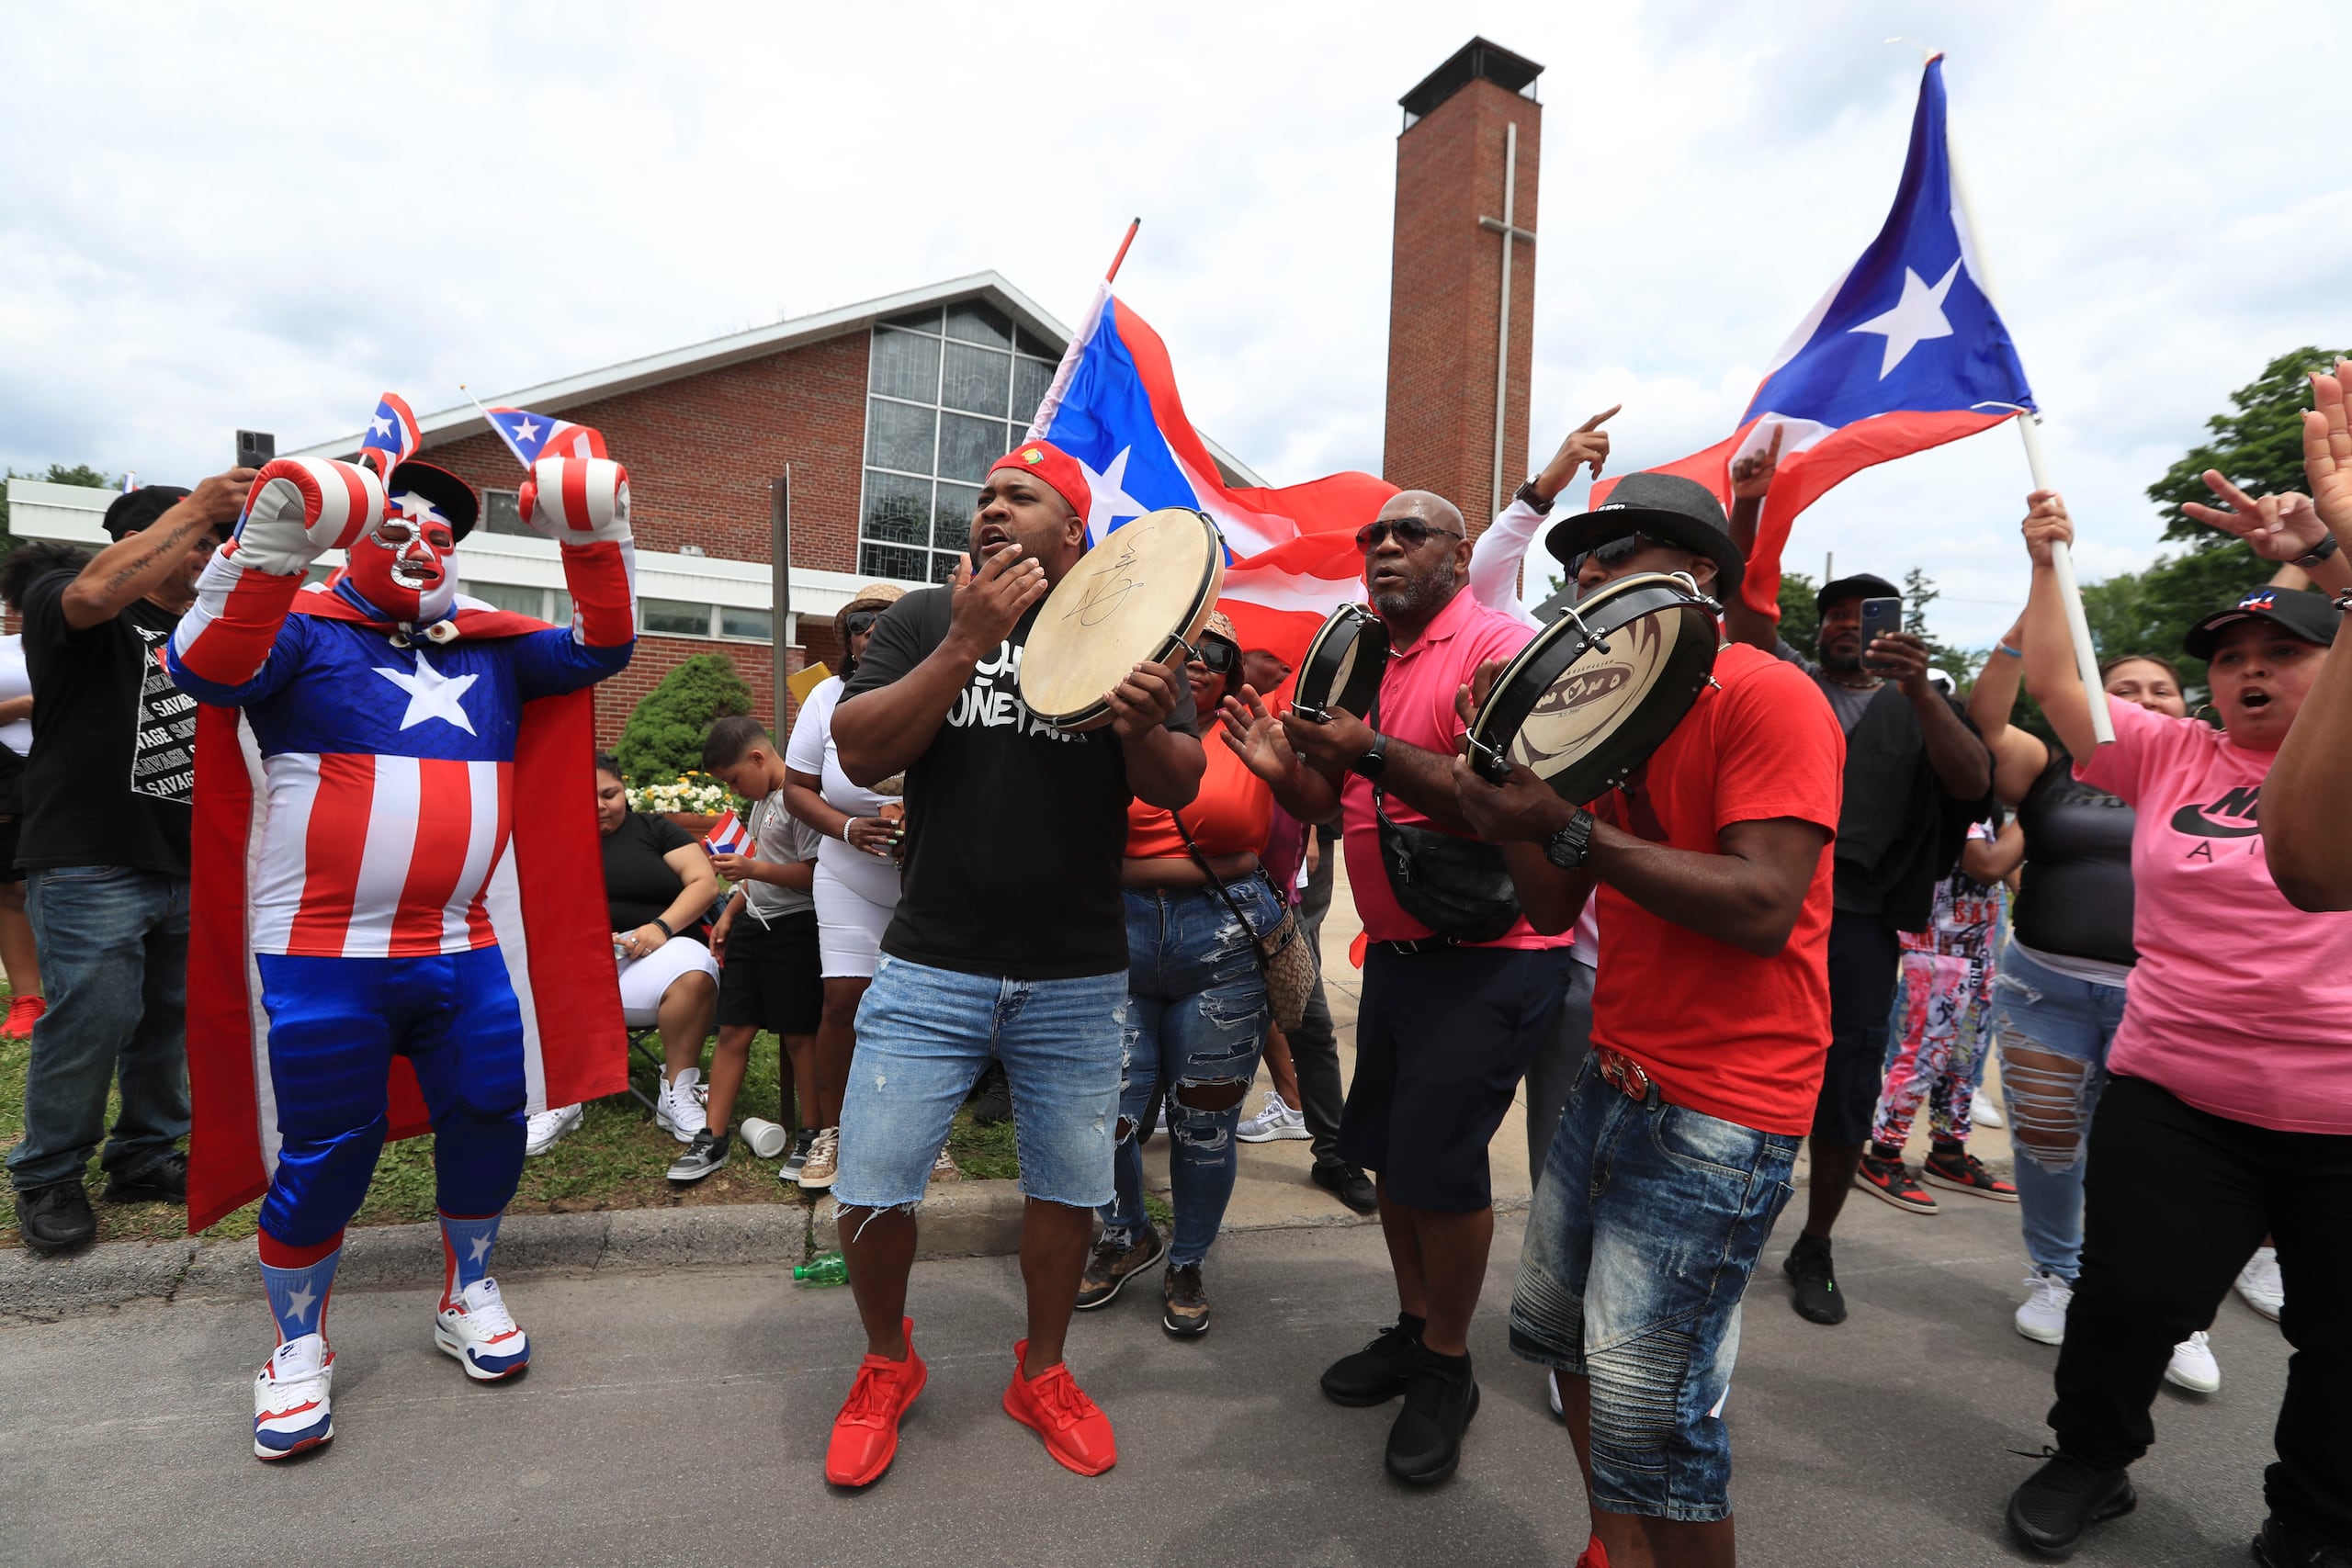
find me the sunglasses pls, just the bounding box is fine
[1355,517,1465,552]
[844,610,881,637]
[1583,531,1670,570]
[1187,634,1239,675]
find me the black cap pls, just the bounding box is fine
[1816,572,1901,609]
[384,460,479,542]
[1544,471,1745,596]
[2182,585,2339,659]
[100,485,193,541]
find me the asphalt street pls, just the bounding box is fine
[0,1193,2289,1568]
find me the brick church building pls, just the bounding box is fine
[7,38,1544,750]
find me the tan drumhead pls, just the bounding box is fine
[1018,508,1225,728]
[1509,575,1699,776]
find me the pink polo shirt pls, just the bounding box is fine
[1340,587,1570,950]
[2078,695,2352,1135]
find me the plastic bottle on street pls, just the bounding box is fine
[793,1250,848,1286]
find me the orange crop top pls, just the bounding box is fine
[1125,736,1274,860]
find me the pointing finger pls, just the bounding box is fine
[1577,403,1623,433]
[1766,423,1785,461]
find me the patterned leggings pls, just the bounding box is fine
[1871,950,1989,1150]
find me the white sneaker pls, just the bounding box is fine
[1237,1091,1308,1143]
[1546,1369,1565,1423]
[252,1333,334,1461]
[2015,1270,2073,1345]
[524,1103,582,1156]
[656,1069,707,1144]
[434,1278,531,1381]
[1969,1089,2004,1130]
[2235,1246,2284,1323]
[2165,1330,2221,1393]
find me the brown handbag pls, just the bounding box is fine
[1170,813,1317,1032]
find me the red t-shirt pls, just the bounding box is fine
[1588,642,1845,1134]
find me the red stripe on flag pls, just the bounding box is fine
[289,754,378,954]
[390,759,472,955]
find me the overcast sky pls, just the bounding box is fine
[6,2,2347,647]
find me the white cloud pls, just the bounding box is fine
[5,1,2348,649]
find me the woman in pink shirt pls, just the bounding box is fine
[2002,487,2352,1564]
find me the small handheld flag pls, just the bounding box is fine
[703,810,752,858]
[356,393,422,481]
[477,401,608,473]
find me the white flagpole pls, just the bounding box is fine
[1945,128,2114,743]
[458,384,535,474]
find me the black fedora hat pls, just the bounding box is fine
[2182,584,2338,660]
[384,460,480,542]
[1544,471,1745,596]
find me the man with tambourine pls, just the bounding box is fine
[817,441,1205,1488]
[1449,474,1844,1565]
[1220,489,1581,1488]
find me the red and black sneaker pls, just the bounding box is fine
[1923,1146,2018,1203]
[1854,1150,1939,1214]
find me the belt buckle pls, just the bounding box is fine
[1597,1047,1652,1102]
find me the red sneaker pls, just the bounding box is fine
[1854,1149,1939,1214]
[1002,1339,1117,1476]
[823,1319,926,1487]
[1,995,43,1041]
[1923,1146,2018,1203]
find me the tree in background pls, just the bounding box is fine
[613,653,754,785]
[0,464,114,558]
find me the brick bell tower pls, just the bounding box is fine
[1382,38,1544,530]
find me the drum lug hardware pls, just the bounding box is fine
[1560,604,1611,656]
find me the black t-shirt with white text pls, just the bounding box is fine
[18,572,195,877]
[842,586,1198,979]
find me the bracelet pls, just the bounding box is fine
[650,917,673,940]
[2295,533,2341,569]
[1996,642,2023,659]
[842,817,862,841]
[2335,589,2352,613]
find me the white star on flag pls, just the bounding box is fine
[281,1284,316,1324]
[1077,446,1148,537]
[368,414,394,439]
[1848,259,1962,378]
[375,649,480,734]
[509,416,540,444]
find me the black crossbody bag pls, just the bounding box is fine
[1365,688,1522,944]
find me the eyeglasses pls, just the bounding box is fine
[844,610,881,637]
[1355,517,1465,552]
[1188,634,1239,675]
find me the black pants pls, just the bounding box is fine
[1285,830,1346,1168]
[1812,908,1902,1144]
[2052,1074,2352,1541]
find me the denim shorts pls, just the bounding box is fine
[1510,1058,1800,1523]
[833,954,1127,1211]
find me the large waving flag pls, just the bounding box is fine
[1600,57,2035,619]
[1028,286,1395,666]
[484,406,609,471]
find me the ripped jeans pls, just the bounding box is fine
[1990,941,2129,1280]
[1102,880,1276,1269]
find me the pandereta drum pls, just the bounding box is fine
[1291,603,1388,723]
[1015,507,1226,731]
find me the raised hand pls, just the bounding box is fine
[1279,702,1376,775]
[2304,361,2352,547]
[1731,423,1785,502]
[2020,490,2073,569]
[1531,405,1621,505]
[520,457,632,546]
[2181,468,2327,562]
[945,545,1046,659]
[1217,684,1297,783]
[228,457,384,576]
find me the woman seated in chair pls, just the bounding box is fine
[526,754,721,1157]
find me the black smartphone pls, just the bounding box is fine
[236,429,276,469]
[1859,596,1903,670]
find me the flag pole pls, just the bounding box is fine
[1942,93,2114,743]
[458,385,535,474]
[1105,218,1141,284]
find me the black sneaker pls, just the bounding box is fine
[104,1150,187,1204]
[1162,1262,1211,1338]
[1782,1231,1847,1325]
[1385,1347,1479,1484]
[1312,1160,1378,1216]
[14,1179,96,1251]
[781,1127,815,1179]
[1074,1224,1164,1309]
[2253,1512,2352,1567]
[2006,1449,2135,1555]
[1320,1314,1423,1405]
[967,1061,1012,1125]
[667,1128,730,1183]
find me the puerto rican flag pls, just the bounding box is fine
[356,392,422,481]
[1597,57,2036,620]
[703,808,752,857]
[484,406,609,471]
[1028,286,1396,667]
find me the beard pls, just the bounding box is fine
[1373,560,1459,626]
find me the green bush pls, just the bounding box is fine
[614,653,753,785]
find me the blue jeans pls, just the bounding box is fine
[1990,941,2129,1280]
[1510,1059,1800,1523]
[836,954,1128,1211]
[6,865,191,1191]
[1102,880,1276,1269]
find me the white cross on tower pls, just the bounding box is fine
[1477,119,1536,517]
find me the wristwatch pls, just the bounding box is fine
[2294,533,2341,570]
[1513,476,1554,513]
[1544,808,1597,870]
[1349,735,1389,780]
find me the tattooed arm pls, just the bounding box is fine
[62,468,253,630]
